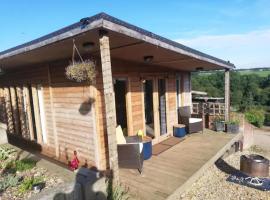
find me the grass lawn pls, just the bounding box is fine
[238,69,270,77]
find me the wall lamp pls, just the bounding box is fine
[143,55,154,63]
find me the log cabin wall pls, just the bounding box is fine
[95,58,192,169]
[0,62,97,168]
[0,58,192,170]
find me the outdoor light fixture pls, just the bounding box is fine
[82,42,95,51]
[143,55,154,62]
[196,67,204,71]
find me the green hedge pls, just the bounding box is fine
[245,108,265,128]
[265,112,270,126]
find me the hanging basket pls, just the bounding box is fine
[65,40,96,83]
[66,60,96,83]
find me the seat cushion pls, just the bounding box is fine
[189,118,202,123]
[116,125,126,144]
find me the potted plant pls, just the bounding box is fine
[213,116,225,132]
[226,119,240,134]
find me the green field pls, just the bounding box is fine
[237,69,270,77]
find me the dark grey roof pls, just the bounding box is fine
[0,12,235,68]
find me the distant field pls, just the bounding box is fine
[237,69,270,77]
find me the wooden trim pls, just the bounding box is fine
[31,85,43,143]
[141,78,146,135]
[47,66,59,156]
[90,82,101,169]
[165,79,171,136]
[16,87,26,138]
[4,87,15,134]
[126,77,133,136]
[10,87,21,135]
[225,70,230,121]
[153,77,160,144]
[23,85,35,141]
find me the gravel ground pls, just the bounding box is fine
[1,167,64,200]
[180,146,270,200]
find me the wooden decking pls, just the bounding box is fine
[120,130,237,200]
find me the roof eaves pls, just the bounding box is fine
[0,12,235,69]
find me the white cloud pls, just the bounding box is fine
[176,29,270,69]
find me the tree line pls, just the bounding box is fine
[191,71,270,112]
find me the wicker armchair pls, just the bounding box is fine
[116,126,144,173]
[178,106,203,134]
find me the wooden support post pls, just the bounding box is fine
[99,30,119,182]
[225,69,230,121]
[31,85,43,143]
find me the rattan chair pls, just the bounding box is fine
[116,126,144,173]
[178,106,203,134]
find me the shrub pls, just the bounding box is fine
[0,174,20,192]
[15,159,36,172]
[0,146,16,161]
[226,119,240,125]
[264,112,270,126]
[245,108,265,127]
[18,176,43,194]
[107,179,129,200]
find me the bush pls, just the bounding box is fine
[5,158,37,173]
[18,176,43,194]
[264,112,270,126]
[0,174,20,192]
[0,146,16,161]
[245,108,265,127]
[15,159,36,172]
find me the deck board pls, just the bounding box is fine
[119,129,234,200]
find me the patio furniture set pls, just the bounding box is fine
[116,106,203,173]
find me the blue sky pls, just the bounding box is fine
[1,0,270,68]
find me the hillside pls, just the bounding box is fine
[236,68,270,77]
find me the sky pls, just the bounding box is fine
[0,0,270,69]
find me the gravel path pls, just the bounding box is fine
[180,146,270,200]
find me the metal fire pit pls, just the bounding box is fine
[240,154,269,177]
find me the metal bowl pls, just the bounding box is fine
[240,154,269,177]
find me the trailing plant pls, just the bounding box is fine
[0,174,20,192]
[18,176,43,194]
[245,108,265,127]
[66,60,96,83]
[65,41,96,83]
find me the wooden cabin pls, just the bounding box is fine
[0,13,234,174]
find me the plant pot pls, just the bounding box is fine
[226,124,239,134]
[214,122,225,132]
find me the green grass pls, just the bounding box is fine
[238,69,270,77]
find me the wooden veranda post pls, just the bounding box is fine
[224,69,230,121]
[99,30,119,182]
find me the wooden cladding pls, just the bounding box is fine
[0,64,97,168]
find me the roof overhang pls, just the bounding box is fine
[0,13,235,71]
